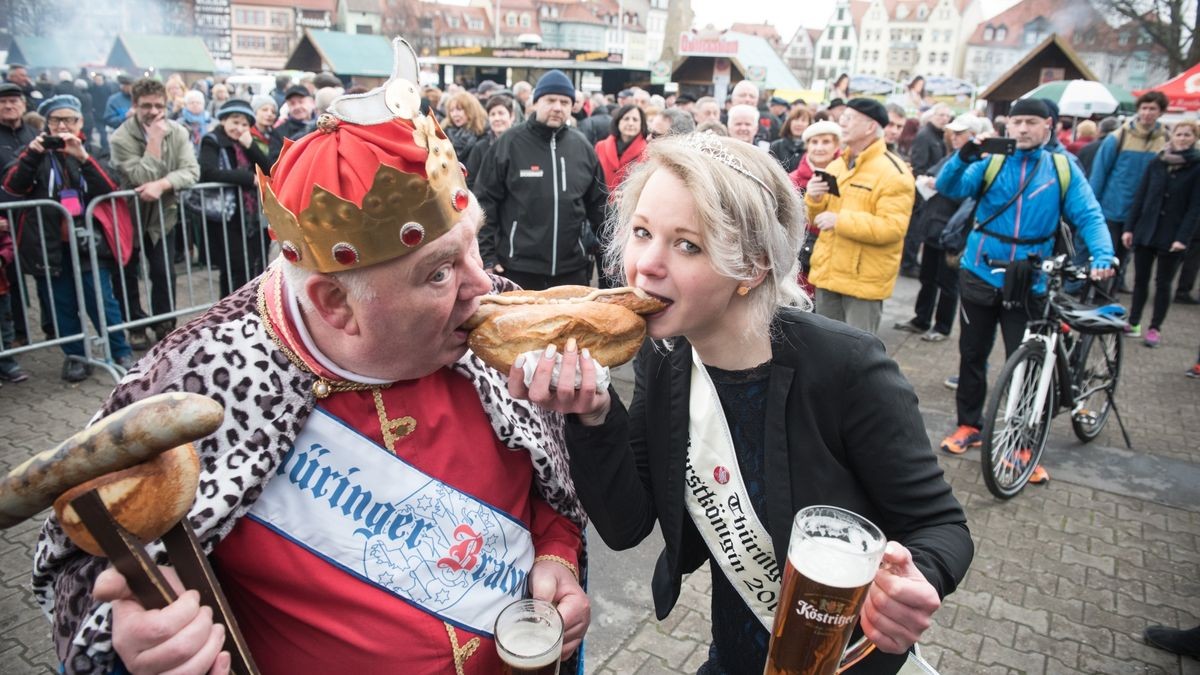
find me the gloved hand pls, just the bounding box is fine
[957,141,983,162]
[1089,256,1116,281]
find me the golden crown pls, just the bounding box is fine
[258,38,472,273]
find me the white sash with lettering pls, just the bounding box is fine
[248,407,535,636]
[684,349,782,629]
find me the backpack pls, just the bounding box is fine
[940,152,1071,258]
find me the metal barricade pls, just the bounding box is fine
[81,183,272,380]
[0,199,121,381]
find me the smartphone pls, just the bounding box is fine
[813,170,840,197]
[979,137,1016,156]
[42,135,65,150]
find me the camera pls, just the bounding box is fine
[41,135,66,150]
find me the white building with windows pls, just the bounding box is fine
[812,0,869,83]
[856,0,982,81]
[338,0,382,35]
[644,0,670,65]
[782,27,820,87]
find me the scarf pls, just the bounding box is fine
[1159,146,1197,169]
[220,129,258,216]
[180,108,209,147]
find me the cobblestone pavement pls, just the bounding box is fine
[0,277,1197,673]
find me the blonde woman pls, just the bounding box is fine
[164,75,187,119]
[509,133,972,675]
[442,91,487,160]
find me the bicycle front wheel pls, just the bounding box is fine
[1070,332,1122,442]
[981,341,1055,499]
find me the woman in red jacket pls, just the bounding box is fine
[595,104,648,194]
[789,120,842,294]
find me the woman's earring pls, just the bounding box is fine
[737,285,750,296]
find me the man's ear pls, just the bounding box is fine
[304,274,358,335]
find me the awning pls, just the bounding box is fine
[7,36,109,70]
[107,34,216,74]
[1136,63,1200,112]
[286,29,395,78]
[418,56,633,72]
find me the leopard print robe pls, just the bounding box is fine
[31,273,588,674]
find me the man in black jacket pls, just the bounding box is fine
[474,70,607,291]
[0,83,37,171]
[578,103,613,145]
[901,103,952,277]
[269,86,314,164]
[0,82,41,346]
[909,104,951,179]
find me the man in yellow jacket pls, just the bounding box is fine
[805,97,915,333]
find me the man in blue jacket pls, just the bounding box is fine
[102,74,134,136]
[934,98,1115,483]
[1088,91,1169,289]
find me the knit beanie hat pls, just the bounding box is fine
[251,94,277,112]
[532,70,575,102]
[1010,98,1051,119]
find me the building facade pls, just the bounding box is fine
[339,0,383,34]
[229,0,335,70]
[963,0,1167,91]
[857,0,982,81]
[811,0,868,83]
[782,27,819,87]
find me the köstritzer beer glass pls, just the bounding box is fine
[764,505,886,675]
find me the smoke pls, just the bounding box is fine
[6,0,198,75]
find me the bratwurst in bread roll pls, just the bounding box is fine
[466,286,669,373]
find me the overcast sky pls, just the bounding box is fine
[690,0,1024,38]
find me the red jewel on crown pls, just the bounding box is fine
[452,189,469,212]
[459,162,469,178]
[400,222,425,247]
[332,242,360,266]
[280,241,301,263]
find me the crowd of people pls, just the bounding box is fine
[2,43,1199,672]
[0,68,356,383]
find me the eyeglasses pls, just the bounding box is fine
[47,116,81,127]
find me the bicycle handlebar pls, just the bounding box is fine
[987,253,1119,280]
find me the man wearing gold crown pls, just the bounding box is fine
[31,39,588,675]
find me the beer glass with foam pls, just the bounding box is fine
[764,505,886,675]
[495,598,563,675]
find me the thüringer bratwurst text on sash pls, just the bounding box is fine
[249,407,535,636]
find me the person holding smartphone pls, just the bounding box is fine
[932,98,1115,475]
[805,98,916,334]
[1,94,134,380]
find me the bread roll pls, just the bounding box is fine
[462,286,667,330]
[469,300,646,373]
[54,443,201,557]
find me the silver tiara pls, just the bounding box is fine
[682,131,776,205]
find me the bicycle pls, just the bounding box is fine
[979,254,1132,499]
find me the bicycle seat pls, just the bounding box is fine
[1055,298,1127,334]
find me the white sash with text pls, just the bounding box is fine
[248,407,535,636]
[684,349,782,629]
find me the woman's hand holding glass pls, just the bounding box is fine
[859,542,942,654]
[507,338,612,427]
